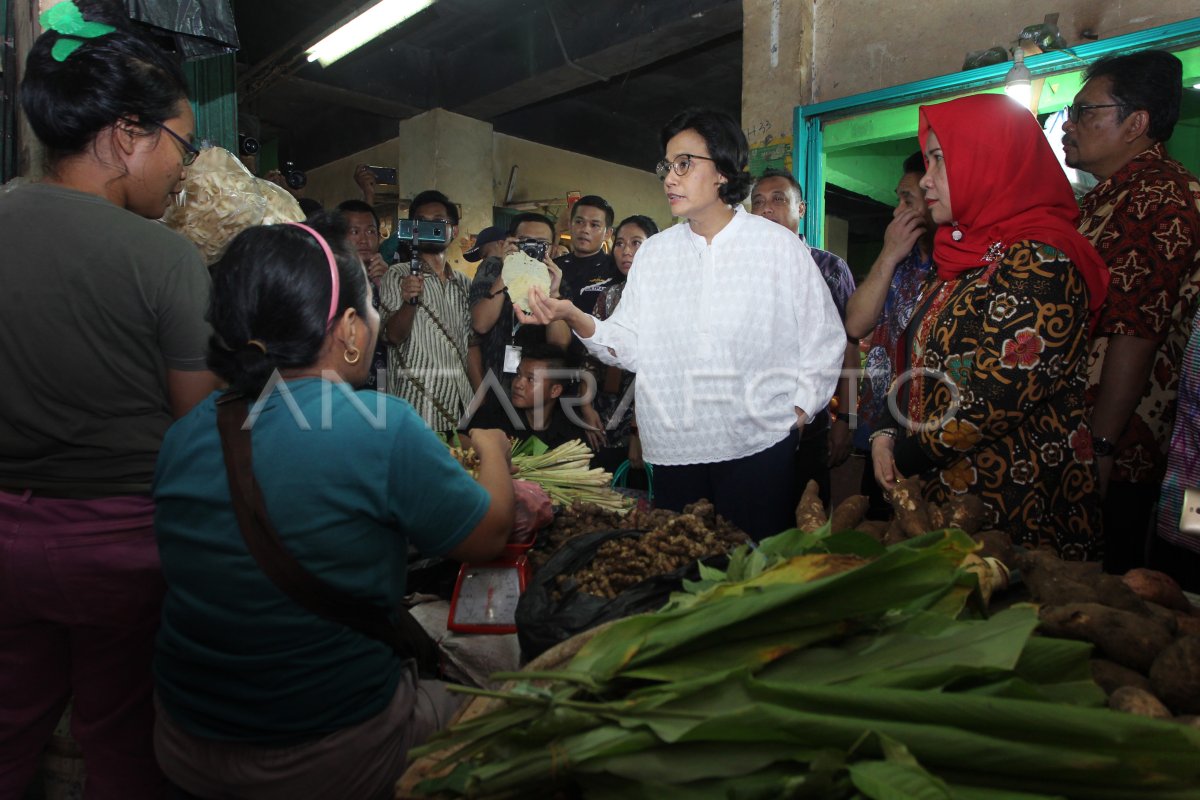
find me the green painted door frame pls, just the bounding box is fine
[184,54,238,154]
[793,17,1200,247]
[0,0,14,183]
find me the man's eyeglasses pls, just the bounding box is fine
[1065,103,1125,124]
[655,153,715,180]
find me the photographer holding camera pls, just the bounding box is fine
[379,190,475,432]
[469,213,572,398]
[264,160,307,201]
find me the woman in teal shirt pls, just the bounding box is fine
[151,214,514,799]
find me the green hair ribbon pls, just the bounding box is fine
[39,1,116,62]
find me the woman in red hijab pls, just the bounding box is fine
[870,93,1110,560]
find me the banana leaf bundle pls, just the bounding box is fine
[408,529,1200,799]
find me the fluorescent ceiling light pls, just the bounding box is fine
[306,0,435,67]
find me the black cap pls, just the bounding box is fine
[463,226,508,261]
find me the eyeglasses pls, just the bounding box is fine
[133,120,200,165]
[156,123,200,165]
[655,153,715,180]
[1065,103,1125,124]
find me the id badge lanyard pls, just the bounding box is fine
[504,314,522,374]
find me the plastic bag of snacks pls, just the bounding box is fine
[162,145,303,264]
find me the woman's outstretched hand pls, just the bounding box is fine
[514,286,576,326]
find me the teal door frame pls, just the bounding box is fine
[0,0,14,183]
[793,17,1200,247]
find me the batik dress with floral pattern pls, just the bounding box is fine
[887,240,1102,560]
[591,280,635,449]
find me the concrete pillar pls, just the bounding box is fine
[395,108,495,274]
[396,109,494,244]
[740,0,814,176]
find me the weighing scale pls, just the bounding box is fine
[447,548,530,634]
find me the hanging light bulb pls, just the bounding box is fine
[1005,50,1033,109]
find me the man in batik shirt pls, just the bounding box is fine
[1064,50,1200,572]
[844,153,936,519]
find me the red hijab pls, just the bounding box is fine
[918,94,1108,324]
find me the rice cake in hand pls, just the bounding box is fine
[502,251,552,314]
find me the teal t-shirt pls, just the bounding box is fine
[153,379,488,743]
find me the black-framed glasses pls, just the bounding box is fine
[655,153,715,180]
[151,121,200,165]
[1065,103,1124,124]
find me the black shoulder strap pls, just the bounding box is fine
[215,395,439,675]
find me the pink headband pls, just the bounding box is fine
[286,222,340,326]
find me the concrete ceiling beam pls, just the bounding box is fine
[443,0,741,119]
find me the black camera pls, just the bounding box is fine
[516,237,549,262]
[238,133,260,156]
[280,161,307,190]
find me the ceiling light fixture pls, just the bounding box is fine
[1004,50,1033,108]
[306,0,435,67]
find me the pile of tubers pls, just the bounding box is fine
[1018,550,1200,722]
[547,500,749,600]
[531,501,742,575]
[529,503,626,574]
[795,476,1013,563]
[795,476,1199,720]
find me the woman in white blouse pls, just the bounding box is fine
[519,108,845,539]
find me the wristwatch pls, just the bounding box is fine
[1093,436,1116,458]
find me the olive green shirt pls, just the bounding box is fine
[0,182,211,492]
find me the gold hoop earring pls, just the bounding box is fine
[343,345,361,365]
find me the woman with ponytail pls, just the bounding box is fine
[0,2,214,795]
[151,215,514,799]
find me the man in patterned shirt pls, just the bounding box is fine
[844,152,936,519]
[751,169,857,508]
[380,190,474,432]
[1064,50,1200,572]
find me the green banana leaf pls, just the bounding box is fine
[409,527,1200,800]
[568,531,977,683]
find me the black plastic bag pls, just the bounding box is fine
[127,0,238,59]
[516,529,718,660]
